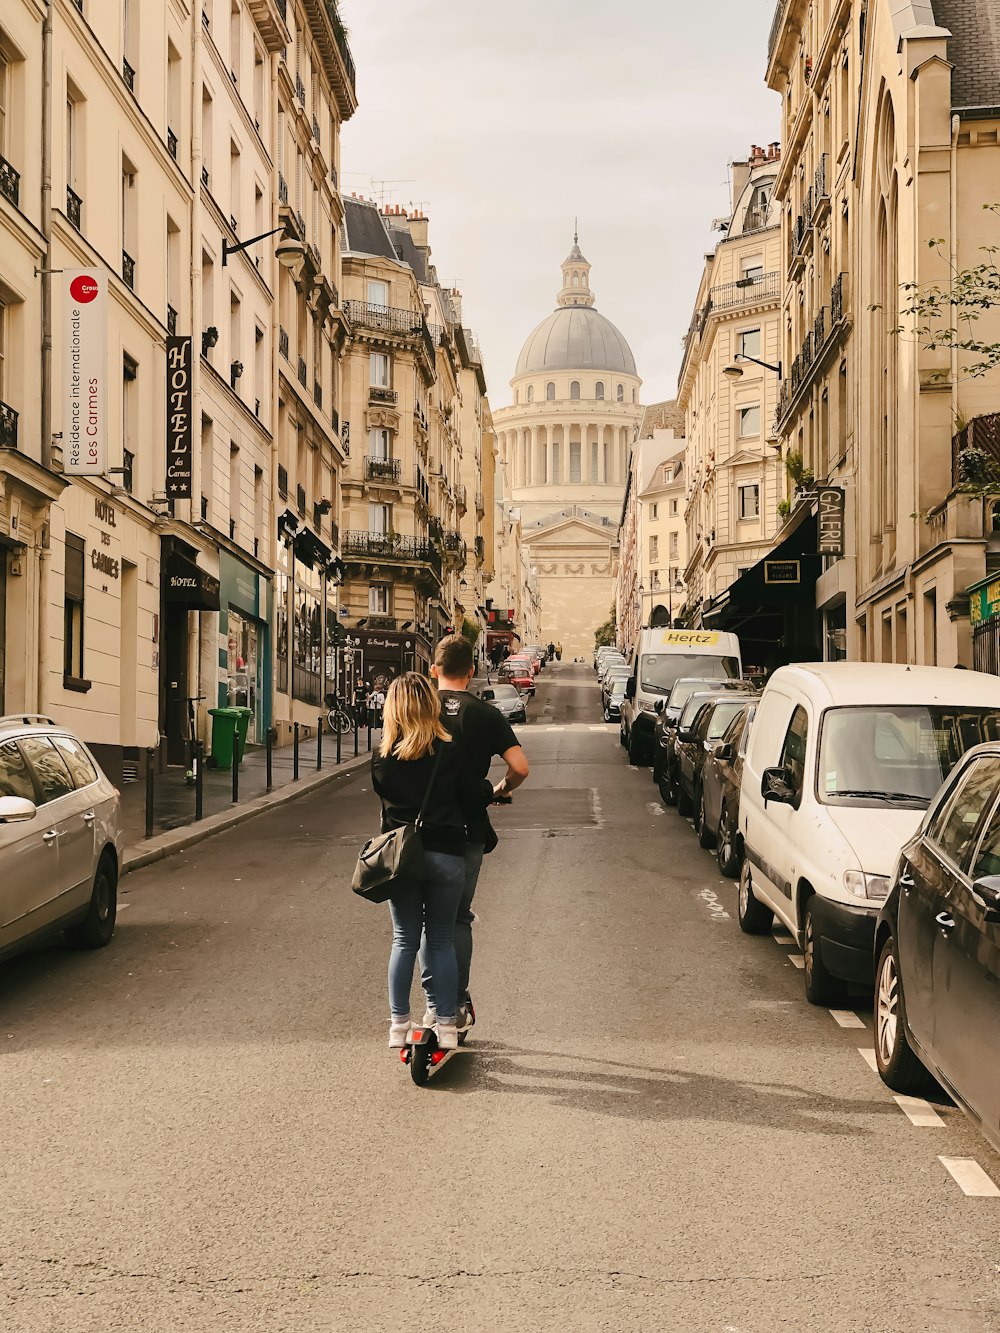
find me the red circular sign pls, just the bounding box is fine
[70,274,99,303]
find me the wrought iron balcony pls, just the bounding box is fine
[307,241,322,273]
[311,114,321,141]
[813,153,829,210]
[296,483,306,514]
[278,463,288,497]
[474,535,486,562]
[0,155,20,207]
[365,456,402,483]
[0,400,18,448]
[296,73,306,105]
[369,385,397,406]
[743,204,770,233]
[344,300,425,337]
[123,58,136,92]
[813,305,827,352]
[167,127,178,159]
[201,165,210,189]
[278,172,288,204]
[342,531,441,577]
[167,304,178,336]
[297,356,307,387]
[313,379,322,408]
[707,271,780,311]
[831,271,846,324]
[66,186,82,229]
[456,482,467,512]
[122,250,136,290]
[953,413,1000,489]
[279,326,289,360]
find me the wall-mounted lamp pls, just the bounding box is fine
[230,360,244,386]
[202,325,219,356]
[723,353,782,381]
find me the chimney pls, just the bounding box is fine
[730,157,751,211]
[769,141,781,160]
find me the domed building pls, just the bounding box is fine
[494,237,643,657]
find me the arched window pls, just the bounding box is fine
[616,383,624,402]
[632,388,637,403]
[572,273,579,286]
[546,382,555,401]
[595,381,605,400]
[570,381,581,400]
[527,384,534,403]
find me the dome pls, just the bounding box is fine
[515,306,637,377]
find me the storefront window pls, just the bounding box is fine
[275,567,289,694]
[227,609,258,741]
[293,562,323,705]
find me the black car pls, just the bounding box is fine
[654,681,754,808]
[699,701,757,875]
[605,679,627,723]
[674,694,758,825]
[874,743,1000,1155]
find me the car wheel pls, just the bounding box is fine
[738,859,773,935]
[874,934,935,1094]
[662,762,679,806]
[695,784,715,849]
[677,781,693,817]
[619,724,627,749]
[717,805,742,878]
[65,854,118,950]
[802,896,848,1006]
[627,731,645,766]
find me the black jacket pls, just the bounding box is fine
[371,741,484,856]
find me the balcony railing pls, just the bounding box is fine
[474,535,486,562]
[201,165,210,189]
[307,241,322,273]
[369,385,397,405]
[813,305,827,351]
[313,379,322,408]
[311,114,321,141]
[475,491,485,515]
[743,204,770,233]
[707,270,780,311]
[296,483,306,514]
[295,73,306,104]
[365,456,402,482]
[342,531,440,576]
[122,58,136,92]
[323,0,356,95]
[167,304,178,336]
[278,172,288,204]
[814,153,829,209]
[278,464,288,497]
[122,250,135,290]
[768,1,788,62]
[953,413,1000,489]
[167,127,178,159]
[0,400,18,448]
[297,356,307,387]
[344,300,425,336]
[66,185,82,229]
[832,271,845,324]
[279,326,289,360]
[0,155,20,207]
[456,483,467,512]
[791,213,806,258]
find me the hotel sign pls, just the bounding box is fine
[166,336,193,499]
[817,486,845,557]
[63,268,108,475]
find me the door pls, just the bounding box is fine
[932,778,1000,1130]
[901,756,999,1056]
[164,602,190,765]
[0,739,53,949]
[752,703,809,919]
[17,735,95,921]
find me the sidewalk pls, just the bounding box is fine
[120,726,374,873]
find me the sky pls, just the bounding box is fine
[340,0,781,407]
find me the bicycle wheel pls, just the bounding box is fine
[334,709,352,735]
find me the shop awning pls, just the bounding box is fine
[293,527,331,570]
[163,550,221,611]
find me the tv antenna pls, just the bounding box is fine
[369,177,416,207]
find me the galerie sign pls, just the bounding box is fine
[816,486,845,557]
[166,336,193,499]
[64,269,108,475]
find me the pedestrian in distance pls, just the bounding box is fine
[371,674,484,1052]
[352,681,369,728]
[547,641,555,662]
[555,641,563,661]
[420,635,529,1031]
[370,685,386,729]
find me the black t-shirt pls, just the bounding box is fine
[438,690,519,843]
[371,742,469,856]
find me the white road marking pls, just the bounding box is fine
[697,886,730,921]
[829,1009,865,1029]
[938,1157,1000,1196]
[773,932,794,945]
[589,787,605,830]
[647,802,665,816]
[858,1047,879,1073]
[788,954,805,969]
[894,1095,945,1127]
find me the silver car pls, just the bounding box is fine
[478,683,527,724]
[0,715,123,961]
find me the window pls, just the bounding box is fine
[738,328,761,360]
[0,53,10,164]
[230,1,241,81]
[121,156,137,266]
[122,354,137,491]
[928,758,1000,867]
[0,294,7,404]
[369,427,390,459]
[670,499,678,516]
[0,740,35,801]
[778,705,809,800]
[569,441,581,482]
[65,94,77,191]
[969,790,1000,880]
[19,736,75,804]
[552,442,561,484]
[369,584,391,614]
[595,381,605,400]
[369,502,389,534]
[570,381,580,401]
[738,405,761,438]
[367,279,388,306]
[738,483,760,519]
[64,533,86,683]
[590,441,599,481]
[742,261,764,282]
[52,735,98,789]
[546,382,555,401]
[669,532,679,560]
[616,384,624,402]
[527,384,534,403]
[649,503,658,519]
[649,535,659,562]
[370,352,390,386]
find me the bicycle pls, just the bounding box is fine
[326,694,354,735]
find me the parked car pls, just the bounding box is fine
[595,646,620,671]
[652,676,751,798]
[597,655,627,684]
[873,742,1000,1155]
[666,689,756,816]
[498,662,535,695]
[478,683,527,724]
[524,646,546,672]
[600,665,631,706]
[700,702,757,876]
[605,680,627,723]
[738,663,1000,1005]
[676,694,759,836]
[0,715,123,964]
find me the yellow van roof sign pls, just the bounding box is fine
[651,629,722,647]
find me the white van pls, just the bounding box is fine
[620,628,742,765]
[738,663,1000,1004]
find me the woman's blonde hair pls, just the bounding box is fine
[380,672,451,761]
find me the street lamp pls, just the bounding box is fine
[222,226,307,274]
[723,353,782,380]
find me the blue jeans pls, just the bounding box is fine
[420,843,485,1012]
[387,849,465,1023]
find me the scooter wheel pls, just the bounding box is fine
[410,1043,431,1086]
[458,1031,468,1046]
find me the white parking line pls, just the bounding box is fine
[938,1157,1000,1197]
[894,1095,945,1127]
[788,954,805,969]
[647,802,665,816]
[829,1009,866,1029]
[773,933,794,945]
[858,1047,879,1073]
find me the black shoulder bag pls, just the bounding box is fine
[351,745,445,902]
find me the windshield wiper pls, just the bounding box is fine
[827,788,926,805]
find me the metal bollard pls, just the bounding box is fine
[354,716,359,757]
[266,726,273,792]
[317,716,324,770]
[195,740,204,821]
[367,716,372,752]
[232,733,240,803]
[293,722,300,781]
[336,718,342,765]
[145,747,155,840]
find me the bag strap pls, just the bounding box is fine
[415,743,446,829]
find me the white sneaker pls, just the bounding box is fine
[435,1021,459,1050]
[388,1018,411,1048]
[421,1007,437,1027]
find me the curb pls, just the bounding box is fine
[123,750,370,875]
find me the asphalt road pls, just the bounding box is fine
[2,663,1000,1332]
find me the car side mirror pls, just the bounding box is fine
[654,699,665,714]
[625,676,636,700]
[972,874,1000,922]
[713,742,735,763]
[761,766,796,806]
[0,796,38,824]
[677,726,696,744]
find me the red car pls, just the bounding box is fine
[508,653,539,678]
[499,661,535,695]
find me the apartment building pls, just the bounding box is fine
[766,0,1000,666]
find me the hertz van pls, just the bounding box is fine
[738,662,1000,1005]
[621,627,742,764]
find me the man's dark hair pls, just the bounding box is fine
[435,634,474,677]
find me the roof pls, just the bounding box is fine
[766,661,1000,708]
[931,0,1000,110]
[515,306,637,377]
[342,197,396,261]
[640,399,685,438]
[388,227,427,283]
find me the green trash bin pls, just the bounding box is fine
[208,707,240,770]
[232,706,253,762]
